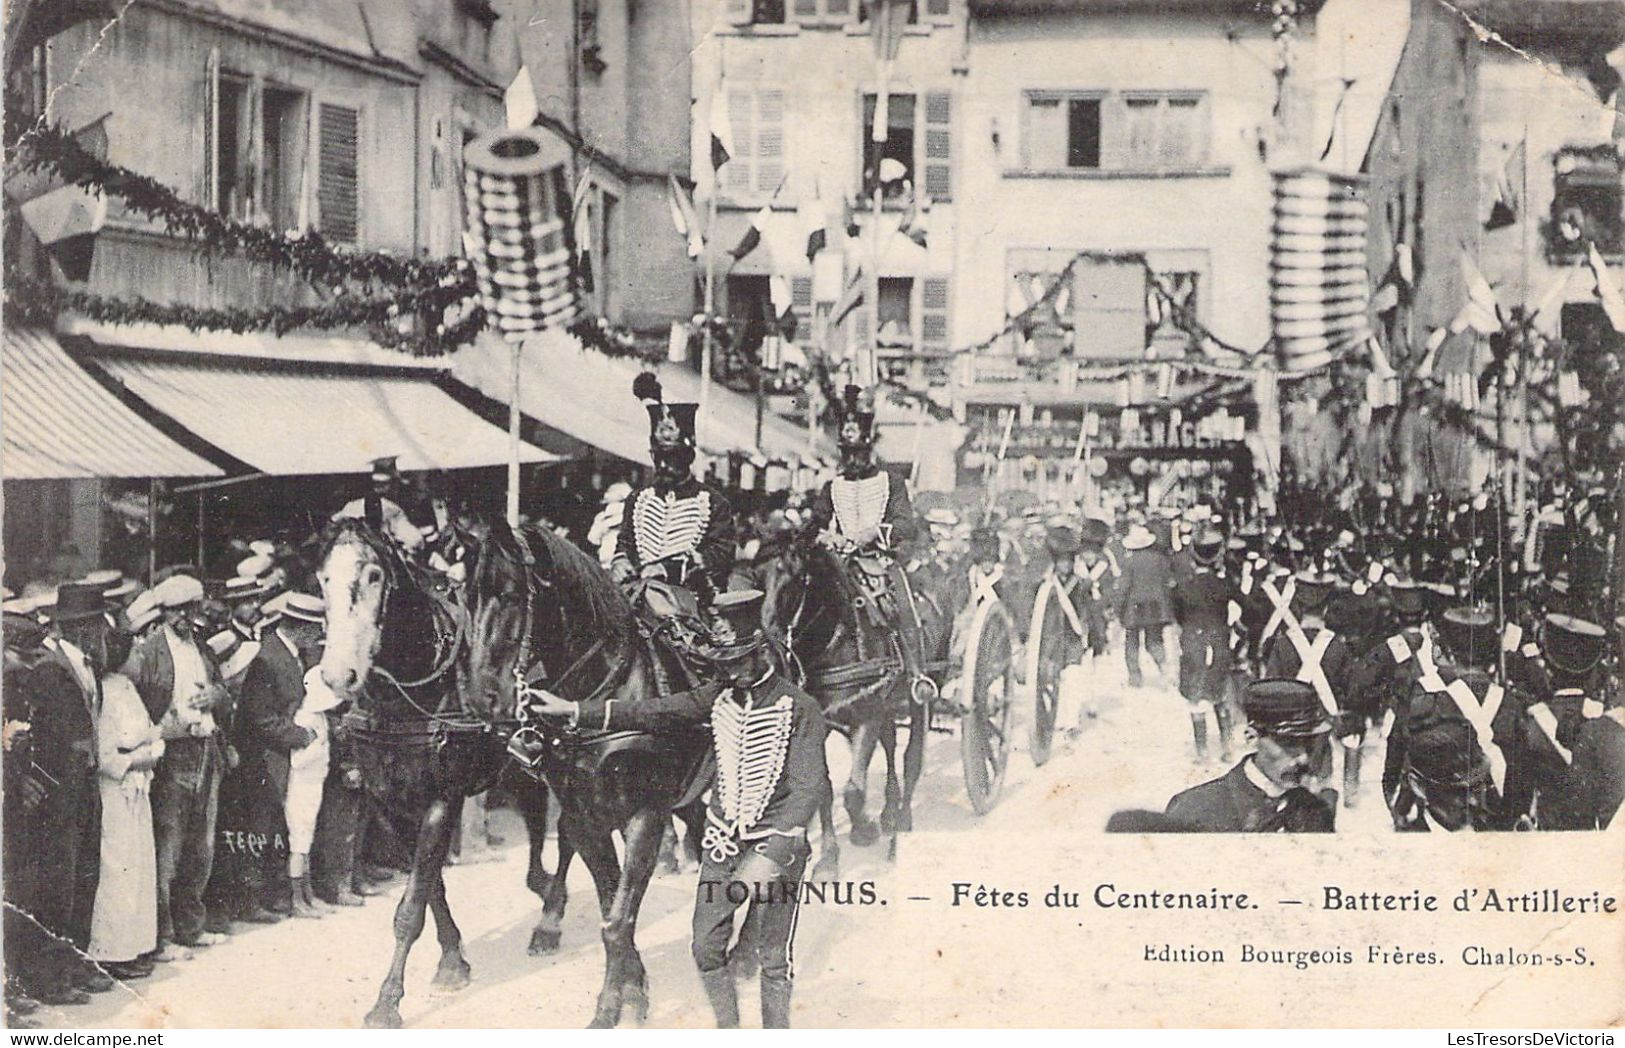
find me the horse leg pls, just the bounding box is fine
[809,778,841,881]
[516,782,568,954]
[363,795,458,1029]
[878,715,901,834]
[897,694,928,835]
[566,820,625,1029]
[845,721,881,847]
[593,808,666,1028]
[427,869,472,994]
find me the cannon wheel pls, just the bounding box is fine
[960,597,1015,815]
[1025,579,1067,767]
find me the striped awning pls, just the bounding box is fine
[93,354,556,476]
[1,328,221,480]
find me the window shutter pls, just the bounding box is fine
[724,87,754,195]
[723,0,753,25]
[1022,95,1063,171]
[202,49,219,209]
[754,89,786,195]
[922,90,951,201]
[849,304,872,357]
[791,275,814,344]
[316,102,359,242]
[919,276,951,353]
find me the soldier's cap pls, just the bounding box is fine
[1045,526,1081,558]
[1405,718,1491,791]
[1192,529,1225,562]
[709,589,766,643]
[1436,605,1498,667]
[151,574,205,609]
[45,581,115,623]
[1242,678,1332,738]
[1291,570,1333,614]
[1542,613,1606,676]
[1386,577,1427,619]
[280,592,327,624]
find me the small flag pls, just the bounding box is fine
[901,184,931,249]
[730,205,770,262]
[831,264,865,327]
[709,89,734,174]
[570,166,594,291]
[1450,252,1501,335]
[667,175,705,259]
[1588,242,1625,333]
[505,66,540,131]
[1484,139,1526,231]
[805,226,827,262]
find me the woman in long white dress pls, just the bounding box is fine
[285,667,342,917]
[88,671,164,979]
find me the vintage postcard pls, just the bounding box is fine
[1,0,1621,1031]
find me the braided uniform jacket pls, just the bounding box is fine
[614,478,736,595]
[575,670,829,857]
[807,469,919,551]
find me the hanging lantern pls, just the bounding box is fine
[1272,168,1370,372]
[462,128,577,342]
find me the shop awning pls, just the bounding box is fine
[450,329,830,466]
[1,328,221,480]
[93,354,555,476]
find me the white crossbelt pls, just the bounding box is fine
[1260,577,1298,642]
[970,564,1004,607]
[1525,702,1573,766]
[1423,675,1509,794]
[1046,574,1086,639]
[1284,624,1338,715]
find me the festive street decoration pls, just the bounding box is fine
[1271,168,1370,371]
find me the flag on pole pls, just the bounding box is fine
[570,165,594,292]
[1588,242,1625,333]
[1484,139,1526,231]
[731,205,771,262]
[667,175,705,259]
[1451,252,1502,335]
[831,264,866,327]
[709,88,734,174]
[504,66,540,131]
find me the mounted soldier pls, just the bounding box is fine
[805,384,930,700]
[612,373,737,679]
[332,457,426,556]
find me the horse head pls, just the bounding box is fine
[317,519,394,695]
[465,519,633,719]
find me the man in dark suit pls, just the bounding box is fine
[1165,678,1337,832]
[124,574,229,960]
[14,583,117,999]
[1172,529,1238,762]
[235,593,326,917]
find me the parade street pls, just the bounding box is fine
[52,641,1394,1031]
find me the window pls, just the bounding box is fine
[846,274,952,357]
[790,0,853,23]
[1022,93,1101,170]
[877,277,913,347]
[861,90,951,201]
[1020,90,1208,173]
[856,0,916,23]
[204,63,309,232]
[720,86,786,199]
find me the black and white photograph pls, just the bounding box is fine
[1,0,1622,1032]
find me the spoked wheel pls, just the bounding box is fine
[1027,581,1072,767]
[960,599,1015,815]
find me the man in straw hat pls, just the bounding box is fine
[527,589,829,1028]
[1115,519,1173,688]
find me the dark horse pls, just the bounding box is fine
[761,538,952,853]
[316,520,568,1028]
[462,519,709,1029]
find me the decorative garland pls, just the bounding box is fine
[13,124,462,293]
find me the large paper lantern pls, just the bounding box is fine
[1272,168,1370,372]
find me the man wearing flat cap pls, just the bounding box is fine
[123,573,230,959]
[1164,679,1336,832]
[527,589,829,1028]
